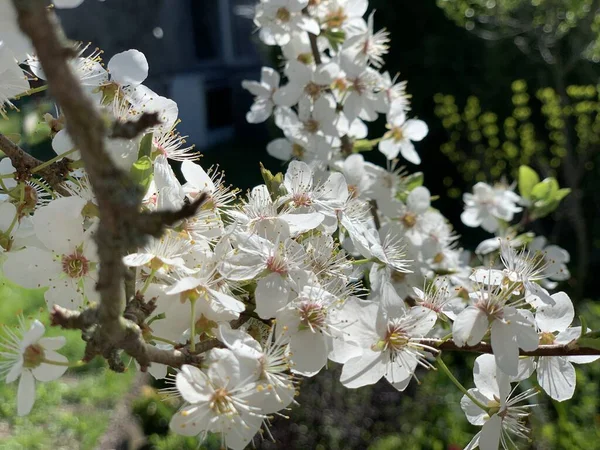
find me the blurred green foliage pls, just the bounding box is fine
[434,80,600,192]
[0,277,135,449]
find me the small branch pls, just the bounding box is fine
[109,112,161,139]
[0,132,69,191]
[308,32,322,65]
[420,339,600,357]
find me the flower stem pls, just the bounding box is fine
[189,298,197,353]
[42,358,85,368]
[351,258,373,266]
[31,148,78,174]
[140,269,157,294]
[436,354,489,412]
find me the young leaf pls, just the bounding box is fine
[518,165,540,200]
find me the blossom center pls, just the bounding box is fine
[539,331,555,345]
[304,119,320,134]
[401,212,417,228]
[276,7,291,22]
[324,8,347,28]
[292,192,312,207]
[304,82,321,99]
[298,301,326,331]
[297,53,314,65]
[373,323,409,353]
[292,143,306,159]
[433,252,445,264]
[391,127,404,142]
[23,344,45,369]
[209,388,234,415]
[266,253,288,275]
[61,251,89,278]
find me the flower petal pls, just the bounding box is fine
[17,369,35,416]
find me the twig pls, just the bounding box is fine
[0,132,70,191]
[109,112,161,139]
[419,339,600,357]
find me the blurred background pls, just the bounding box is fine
[1,0,600,448]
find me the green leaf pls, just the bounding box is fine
[555,188,571,202]
[260,163,286,200]
[130,155,153,192]
[518,165,539,200]
[405,172,424,191]
[531,177,558,201]
[138,132,153,160]
[353,139,380,152]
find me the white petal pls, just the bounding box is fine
[176,364,211,404]
[3,247,60,289]
[32,352,68,382]
[407,187,430,214]
[0,201,17,233]
[181,160,214,193]
[108,50,148,86]
[289,331,328,376]
[491,320,519,376]
[399,141,421,165]
[537,356,575,402]
[378,138,400,160]
[208,288,245,314]
[273,83,304,107]
[33,197,86,254]
[17,370,35,416]
[266,138,293,160]
[255,273,290,319]
[51,129,79,159]
[403,119,428,141]
[5,358,23,383]
[460,389,492,425]
[452,306,489,347]
[480,414,502,450]
[340,350,386,388]
[535,291,574,333]
[39,336,66,350]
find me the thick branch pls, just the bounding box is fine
[13,0,206,370]
[420,339,600,357]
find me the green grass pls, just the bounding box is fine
[0,277,136,450]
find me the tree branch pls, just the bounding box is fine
[12,0,207,371]
[420,339,600,357]
[0,132,70,191]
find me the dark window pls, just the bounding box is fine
[205,85,233,130]
[230,0,258,59]
[190,0,220,60]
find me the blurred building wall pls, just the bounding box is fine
[57,0,265,149]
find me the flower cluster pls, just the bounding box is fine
[0,1,595,449]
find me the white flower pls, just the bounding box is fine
[338,282,438,391]
[452,280,538,376]
[375,71,410,114]
[461,354,536,450]
[170,353,265,449]
[275,285,342,376]
[274,59,339,107]
[230,184,324,238]
[0,318,68,416]
[255,0,320,47]
[317,0,368,38]
[461,182,522,233]
[3,197,100,310]
[343,11,390,68]
[379,111,428,164]
[338,56,380,122]
[242,67,281,123]
[534,291,599,401]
